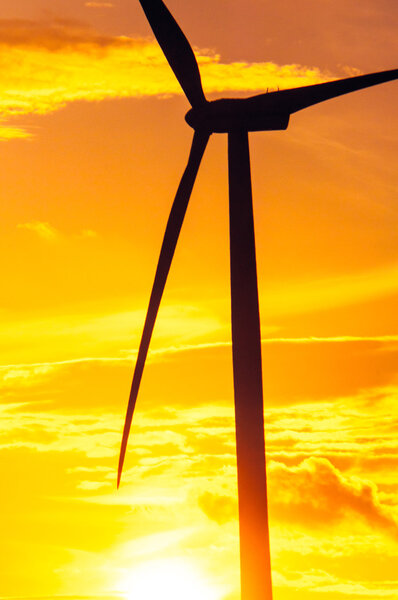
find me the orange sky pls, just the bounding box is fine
[1,1,398,599]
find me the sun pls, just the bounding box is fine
[120,557,224,600]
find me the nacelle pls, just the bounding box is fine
[185,98,290,133]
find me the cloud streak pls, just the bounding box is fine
[3,333,398,391]
[17,221,60,241]
[0,123,32,140]
[16,221,99,241]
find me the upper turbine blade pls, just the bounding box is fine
[138,0,207,107]
[117,129,210,488]
[246,68,398,115]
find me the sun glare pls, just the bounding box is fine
[120,558,224,600]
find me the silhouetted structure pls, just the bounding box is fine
[117,1,398,599]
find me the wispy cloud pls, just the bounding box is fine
[274,568,398,598]
[17,221,99,241]
[0,123,33,140]
[2,333,398,390]
[1,597,122,600]
[85,2,114,7]
[0,304,226,372]
[0,407,120,457]
[17,221,60,241]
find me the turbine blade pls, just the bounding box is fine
[138,0,207,107]
[247,68,398,114]
[117,129,210,488]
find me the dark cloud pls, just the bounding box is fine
[0,18,142,51]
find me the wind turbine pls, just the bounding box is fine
[117,1,398,598]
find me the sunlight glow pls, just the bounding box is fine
[120,558,224,600]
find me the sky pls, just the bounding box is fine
[0,1,397,599]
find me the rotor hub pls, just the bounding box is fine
[185,98,290,133]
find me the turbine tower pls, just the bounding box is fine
[117,2,398,598]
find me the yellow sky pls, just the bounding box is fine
[1,1,398,599]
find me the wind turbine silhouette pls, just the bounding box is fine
[117,1,398,598]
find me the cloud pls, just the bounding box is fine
[80,229,98,239]
[0,18,123,50]
[198,491,237,524]
[196,456,398,537]
[187,393,398,535]
[274,568,398,598]
[77,480,111,490]
[0,303,226,376]
[263,335,398,344]
[3,332,398,412]
[85,2,114,7]
[0,123,33,140]
[264,386,398,471]
[0,405,120,458]
[17,221,60,241]
[269,457,398,538]
[0,19,331,138]
[16,221,100,242]
[1,598,121,600]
